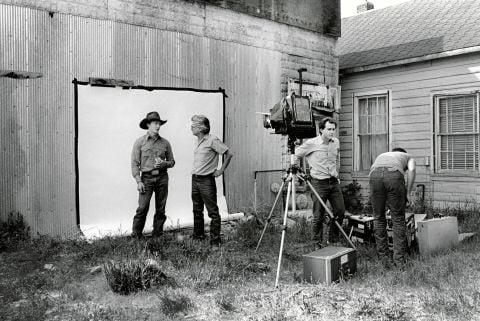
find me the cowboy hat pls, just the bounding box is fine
[139,111,167,129]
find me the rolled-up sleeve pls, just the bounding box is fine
[165,141,175,168]
[211,137,228,155]
[294,139,312,164]
[131,139,142,183]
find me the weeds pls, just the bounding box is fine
[158,288,194,316]
[103,257,174,295]
[0,212,30,250]
[2,203,480,320]
[216,286,237,312]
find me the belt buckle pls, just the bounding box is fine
[151,169,160,175]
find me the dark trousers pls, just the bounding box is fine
[369,168,406,264]
[132,173,168,237]
[310,177,345,243]
[191,175,221,243]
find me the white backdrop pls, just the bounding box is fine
[77,85,231,238]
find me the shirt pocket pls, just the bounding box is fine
[140,146,153,164]
[327,147,337,163]
[151,146,167,160]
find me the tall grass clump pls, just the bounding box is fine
[0,212,30,250]
[104,257,174,295]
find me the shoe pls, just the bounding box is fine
[191,234,206,241]
[210,239,222,247]
[380,256,394,269]
[130,233,144,240]
[150,232,164,239]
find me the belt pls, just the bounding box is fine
[192,173,214,178]
[142,169,167,176]
[313,176,338,181]
[371,167,398,172]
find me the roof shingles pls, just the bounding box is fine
[337,0,480,70]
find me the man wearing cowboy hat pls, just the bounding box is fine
[191,115,233,246]
[131,111,175,238]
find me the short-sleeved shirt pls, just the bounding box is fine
[131,133,175,182]
[192,134,228,175]
[295,136,340,180]
[370,151,411,175]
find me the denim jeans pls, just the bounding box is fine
[369,168,406,264]
[132,173,168,237]
[191,175,221,243]
[310,177,345,243]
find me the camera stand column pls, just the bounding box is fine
[274,154,297,288]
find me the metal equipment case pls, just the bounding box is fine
[303,246,356,283]
[347,214,374,243]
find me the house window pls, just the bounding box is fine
[354,93,389,171]
[435,94,479,172]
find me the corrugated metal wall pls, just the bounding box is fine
[0,4,284,236]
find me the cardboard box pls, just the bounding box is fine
[417,216,459,255]
[303,246,356,283]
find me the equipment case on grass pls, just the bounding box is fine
[303,246,356,283]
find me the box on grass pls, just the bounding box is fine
[417,216,459,255]
[303,246,356,284]
[347,214,375,243]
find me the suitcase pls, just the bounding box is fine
[303,246,356,283]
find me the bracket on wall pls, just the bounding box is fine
[89,77,134,87]
[0,70,43,79]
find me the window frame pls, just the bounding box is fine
[433,91,480,174]
[353,90,392,173]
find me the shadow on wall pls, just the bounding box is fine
[0,79,27,221]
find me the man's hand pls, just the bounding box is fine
[406,191,414,208]
[213,169,223,177]
[137,182,145,193]
[154,158,167,169]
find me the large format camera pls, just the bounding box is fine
[262,68,316,140]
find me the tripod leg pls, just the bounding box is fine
[275,176,294,288]
[255,180,286,252]
[305,180,356,249]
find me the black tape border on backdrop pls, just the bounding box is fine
[72,79,228,226]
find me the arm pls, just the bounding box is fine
[131,139,145,193]
[164,141,176,168]
[294,139,310,165]
[336,147,341,182]
[406,158,416,201]
[131,139,142,183]
[214,150,233,177]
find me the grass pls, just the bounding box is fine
[1,207,480,321]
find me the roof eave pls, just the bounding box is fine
[339,45,480,75]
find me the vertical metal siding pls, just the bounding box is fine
[0,3,290,236]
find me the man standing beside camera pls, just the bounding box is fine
[369,147,416,266]
[190,115,233,246]
[295,117,344,246]
[131,111,175,239]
